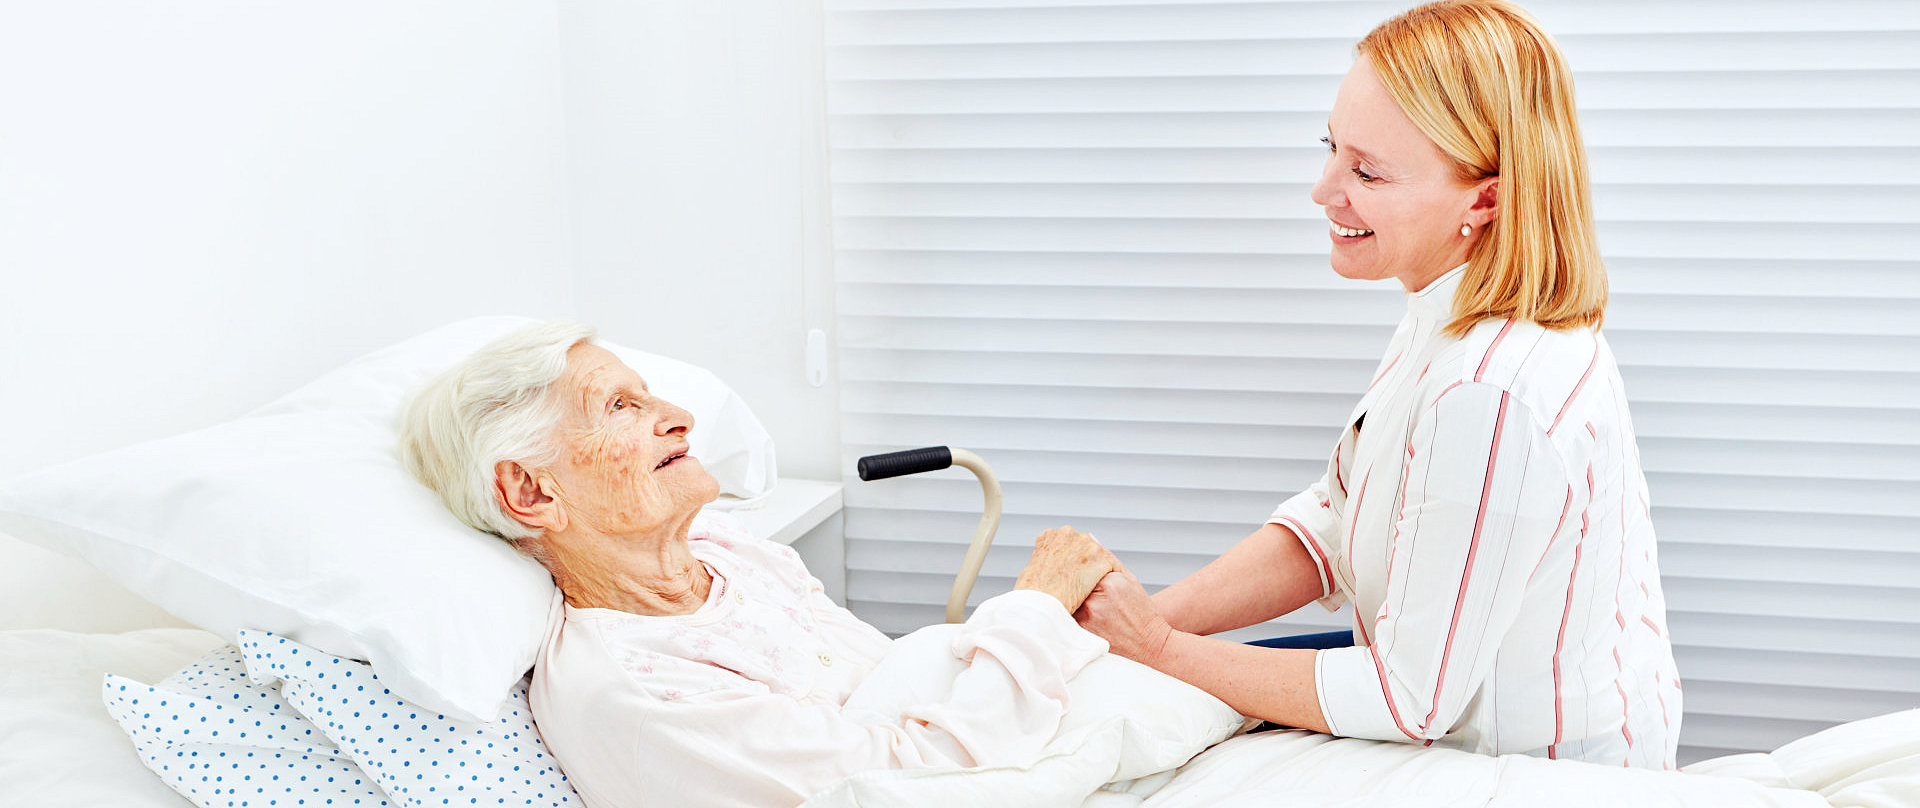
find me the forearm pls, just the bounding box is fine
[1153,522,1326,636]
[1145,631,1329,734]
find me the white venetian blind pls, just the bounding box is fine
[822,0,1920,764]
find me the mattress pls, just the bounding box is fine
[0,627,222,808]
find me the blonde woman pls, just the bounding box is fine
[1074,0,1684,769]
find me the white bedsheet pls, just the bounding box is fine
[815,715,1920,808]
[1148,710,1920,808]
[0,627,223,808]
[1135,730,1816,808]
[9,624,1916,808]
[798,625,1920,808]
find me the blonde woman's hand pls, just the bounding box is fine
[1014,526,1117,613]
[1074,559,1174,665]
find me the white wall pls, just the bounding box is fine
[0,0,847,623]
[559,0,842,482]
[0,0,844,486]
[0,0,576,475]
[0,0,577,630]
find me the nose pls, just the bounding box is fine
[655,400,695,437]
[1309,152,1346,210]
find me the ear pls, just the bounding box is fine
[1465,175,1499,229]
[494,460,566,534]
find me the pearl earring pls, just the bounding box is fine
[1461,224,1472,237]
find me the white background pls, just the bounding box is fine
[0,0,842,620]
[2,0,1915,769]
[0,0,839,481]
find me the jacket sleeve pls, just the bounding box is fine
[1269,442,1353,612]
[1315,381,1572,743]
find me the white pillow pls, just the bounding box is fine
[0,316,776,723]
[249,316,775,504]
[102,644,388,808]
[239,630,580,808]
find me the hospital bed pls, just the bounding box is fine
[4,320,1917,808]
[11,604,1917,808]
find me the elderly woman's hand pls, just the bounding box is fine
[1073,560,1174,665]
[1013,526,1117,613]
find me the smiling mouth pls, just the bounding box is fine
[654,451,688,471]
[1333,223,1374,238]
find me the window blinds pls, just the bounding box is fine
[823,0,1920,764]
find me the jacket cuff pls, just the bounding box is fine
[1269,490,1347,611]
[1317,644,1425,742]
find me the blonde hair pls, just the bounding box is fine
[399,321,597,548]
[1359,0,1606,337]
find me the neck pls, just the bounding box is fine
[541,511,712,617]
[1401,260,1460,294]
[1400,242,1477,294]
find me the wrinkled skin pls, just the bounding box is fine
[1014,526,1117,613]
[494,343,721,615]
[539,343,719,536]
[511,345,1117,618]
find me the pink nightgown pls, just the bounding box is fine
[530,513,1109,808]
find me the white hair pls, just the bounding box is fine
[399,321,597,551]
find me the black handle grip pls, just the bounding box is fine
[858,446,953,481]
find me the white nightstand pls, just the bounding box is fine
[715,478,847,603]
[721,478,842,546]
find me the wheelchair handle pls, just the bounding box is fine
[854,446,1002,624]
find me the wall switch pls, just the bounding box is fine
[805,328,827,387]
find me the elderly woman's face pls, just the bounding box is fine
[1310,58,1486,292]
[543,344,719,536]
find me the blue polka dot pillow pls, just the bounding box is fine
[102,644,390,808]
[238,629,579,808]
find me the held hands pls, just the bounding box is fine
[1073,560,1175,666]
[1014,526,1117,613]
[1013,526,1177,665]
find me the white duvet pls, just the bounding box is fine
[806,625,1920,808]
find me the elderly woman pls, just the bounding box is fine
[400,322,1118,808]
[1073,0,1684,769]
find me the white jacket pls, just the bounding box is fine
[1271,265,1684,768]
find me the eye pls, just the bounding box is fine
[1325,137,1381,183]
[610,397,627,411]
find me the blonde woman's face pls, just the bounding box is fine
[1311,59,1490,292]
